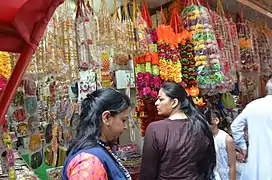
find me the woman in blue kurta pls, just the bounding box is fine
[62,88,132,180]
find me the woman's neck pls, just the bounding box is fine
[169,111,188,120]
[100,136,107,143]
[212,127,219,136]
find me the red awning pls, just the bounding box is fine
[0,0,64,124]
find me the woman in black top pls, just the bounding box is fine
[140,82,216,180]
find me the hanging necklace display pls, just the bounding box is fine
[15,123,28,137]
[45,123,53,144]
[0,130,9,175]
[24,97,38,115]
[44,123,54,166]
[14,88,24,106]
[23,77,38,116]
[100,51,112,88]
[62,1,79,82]
[68,82,78,99]
[57,100,69,121]
[29,134,42,152]
[24,79,37,96]
[27,116,39,134]
[13,107,26,122]
[71,103,80,131]
[78,70,96,101]
[49,79,56,106]
[0,128,16,178]
[75,0,98,70]
[97,0,115,47]
[66,101,74,128]
[49,124,59,167]
[125,76,136,142]
[112,0,132,71]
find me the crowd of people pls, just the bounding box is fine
[62,78,272,180]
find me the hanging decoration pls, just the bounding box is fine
[0,52,11,95]
[256,28,272,76]
[181,3,225,92]
[236,13,259,73]
[75,0,98,71]
[112,0,135,70]
[228,16,240,70]
[179,31,196,87]
[157,8,182,83]
[134,0,162,137]
[97,0,115,47]
[210,0,236,92]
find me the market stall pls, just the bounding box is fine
[0,0,64,179]
[0,0,271,179]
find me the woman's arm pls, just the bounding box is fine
[226,135,236,180]
[67,152,108,180]
[139,123,159,180]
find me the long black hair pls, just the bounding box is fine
[203,108,221,125]
[203,107,231,132]
[68,88,131,155]
[161,82,216,180]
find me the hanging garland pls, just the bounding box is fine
[157,9,182,83]
[210,2,236,92]
[181,4,224,92]
[236,13,259,72]
[179,31,196,87]
[0,52,11,95]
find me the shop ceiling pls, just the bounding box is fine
[142,0,272,27]
[71,0,272,27]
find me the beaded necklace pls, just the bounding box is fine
[97,141,131,180]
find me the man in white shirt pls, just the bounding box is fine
[231,78,272,180]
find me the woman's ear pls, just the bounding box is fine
[102,111,111,126]
[171,98,179,109]
[215,117,220,125]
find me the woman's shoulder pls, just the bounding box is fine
[218,129,230,139]
[146,119,171,131]
[67,152,107,179]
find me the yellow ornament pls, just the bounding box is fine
[194,46,200,51]
[199,55,207,61]
[0,52,11,78]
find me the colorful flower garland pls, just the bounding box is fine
[179,30,197,87]
[181,5,225,90]
[157,25,182,83]
[134,50,163,136]
[178,30,205,106]
[134,12,163,136]
[0,52,11,94]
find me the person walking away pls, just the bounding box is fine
[231,78,272,180]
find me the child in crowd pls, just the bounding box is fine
[203,108,236,180]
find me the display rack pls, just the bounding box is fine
[0,0,64,125]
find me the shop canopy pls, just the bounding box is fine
[0,0,64,124]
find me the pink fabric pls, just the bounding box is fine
[67,152,108,180]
